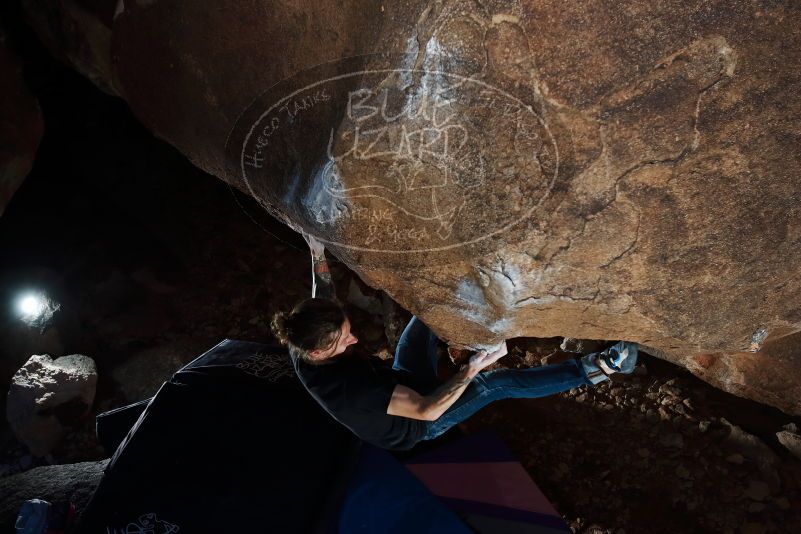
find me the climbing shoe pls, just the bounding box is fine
[580,341,639,384]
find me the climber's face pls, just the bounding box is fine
[309,318,359,360]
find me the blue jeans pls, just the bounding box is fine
[392,316,593,442]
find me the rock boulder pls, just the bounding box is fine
[7,354,98,456]
[22,1,801,413]
[0,460,107,532]
[0,37,43,217]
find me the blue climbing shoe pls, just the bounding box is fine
[598,341,638,374]
[580,341,638,384]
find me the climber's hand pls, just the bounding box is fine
[468,341,508,374]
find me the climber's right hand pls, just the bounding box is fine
[468,341,508,373]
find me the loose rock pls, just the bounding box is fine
[6,354,97,457]
[776,430,801,462]
[743,481,771,502]
[659,432,684,449]
[726,454,744,465]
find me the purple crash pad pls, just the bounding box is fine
[405,431,571,533]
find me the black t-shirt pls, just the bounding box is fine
[289,347,428,450]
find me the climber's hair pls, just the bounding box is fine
[271,298,346,362]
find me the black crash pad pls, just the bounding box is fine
[76,339,360,533]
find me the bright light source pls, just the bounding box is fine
[18,294,45,317]
[15,290,59,329]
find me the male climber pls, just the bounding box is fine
[271,233,638,450]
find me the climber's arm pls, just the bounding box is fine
[386,342,508,421]
[387,366,475,421]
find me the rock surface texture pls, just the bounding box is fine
[777,424,801,462]
[0,460,107,532]
[7,354,98,456]
[26,1,801,413]
[20,0,119,96]
[0,37,43,217]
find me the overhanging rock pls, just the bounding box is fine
[36,0,801,413]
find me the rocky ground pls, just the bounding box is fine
[463,350,801,533]
[1,11,800,534]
